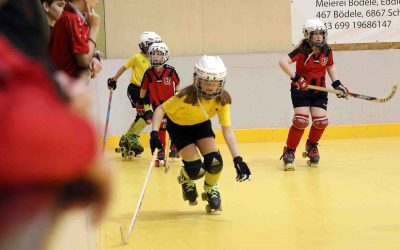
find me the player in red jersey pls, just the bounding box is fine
[0,1,110,248]
[139,42,180,164]
[278,18,349,170]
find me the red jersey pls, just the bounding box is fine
[0,35,97,188]
[48,2,89,78]
[141,65,180,107]
[289,46,334,88]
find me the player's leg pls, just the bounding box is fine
[169,143,179,158]
[194,122,222,212]
[125,84,146,156]
[281,91,312,170]
[305,94,328,166]
[166,117,204,205]
[178,144,205,205]
[197,138,222,211]
[282,107,310,170]
[156,119,167,164]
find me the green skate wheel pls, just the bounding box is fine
[206,205,211,213]
[302,152,307,158]
[201,192,207,201]
[307,160,311,166]
[115,147,125,153]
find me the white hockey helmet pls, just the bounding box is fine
[303,19,327,47]
[148,42,169,67]
[138,31,162,53]
[194,55,227,99]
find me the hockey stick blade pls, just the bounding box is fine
[120,225,128,244]
[307,85,397,103]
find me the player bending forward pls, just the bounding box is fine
[150,55,251,213]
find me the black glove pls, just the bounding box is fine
[150,131,163,154]
[331,80,349,98]
[143,110,153,122]
[107,77,117,90]
[233,156,251,182]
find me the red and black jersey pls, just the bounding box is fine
[49,2,90,78]
[141,64,180,107]
[289,46,333,88]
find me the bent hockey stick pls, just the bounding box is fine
[102,90,113,151]
[120,148,158,244]
[307,85,397,103]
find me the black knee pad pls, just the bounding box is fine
[203,151,223,174]
[183,159,205,180]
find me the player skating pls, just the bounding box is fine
[278,19,349,170]
[108,31,161,158]
[150,55,251,213]
[139,42,180,167]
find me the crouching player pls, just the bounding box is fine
[149,55,251,213]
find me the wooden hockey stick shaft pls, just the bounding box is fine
[307,85,397,103]
[164,138,170,173]
[120,148,159,244]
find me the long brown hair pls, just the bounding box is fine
[177,84,232,106]
[296,39,331,55]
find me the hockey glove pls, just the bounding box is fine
[291,73,308,91]
[143,109,153,124]
[233,156,251,182]
[332,80,349,98]
[135,98,145,115]
[93,50,103,61]
[160,118,167,129]
[107,77,117,90]
[150,131,163,154]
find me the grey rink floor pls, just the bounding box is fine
[98,137,400,250]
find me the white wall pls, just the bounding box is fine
[90,50,400,136]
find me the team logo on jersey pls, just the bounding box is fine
[321,57,328,66]
[164,77,172,85]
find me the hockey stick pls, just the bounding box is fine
[120,148,158,244]
[307,85,397,103]
[164,138,171,173]
[102,90,113,151]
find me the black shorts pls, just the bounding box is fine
[127,84,140,108]
[166,117,215,151]
[291,88,328,110]
[127,84,150,109]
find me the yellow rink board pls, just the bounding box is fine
[106,123,400,147]
[98,124,400,250]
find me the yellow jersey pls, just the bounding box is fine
[123,52,150,87]
[162,95,231,126]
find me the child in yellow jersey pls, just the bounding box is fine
[107,31,161,158]
[150,55,251,213]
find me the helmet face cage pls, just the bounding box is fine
[147,43,169,67]
[138,32,162,53]
[194,69,226,99]
[303,19,328,47]
[193,55,227,99]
